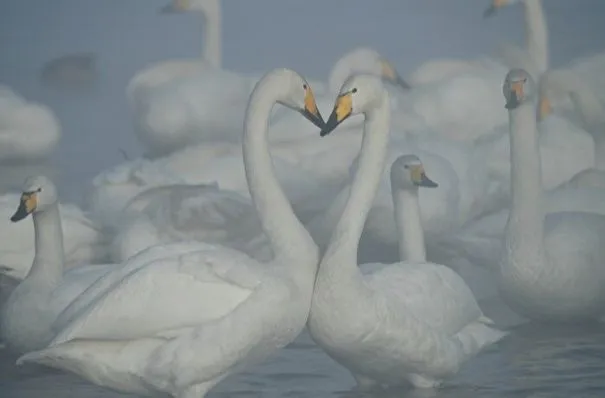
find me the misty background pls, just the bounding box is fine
[1,0,604,202]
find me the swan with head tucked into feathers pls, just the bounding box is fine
[497,68,605,321]
[0,176,113,353]
[306,74,506,390]
[17,68,325,398]
[0,85,60,193]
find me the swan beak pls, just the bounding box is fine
[10,192,37,223]
[320,93,353,137]
[505,80,524,109]
[483,0,508,17]
[537,96,552,121]
[411,166,438,188]
[301,86,325,128]
[381,60,410,90]
[159,0,186,13]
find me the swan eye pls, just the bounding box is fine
[403,165,409,169]
[351,88,358,94]
[37,188,42,192]
[302,84,308,90]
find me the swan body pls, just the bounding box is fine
[307,75,505,389]
[0,85,60,163]
[111,183,272,262]
[0,176,113,353]
[17,68,325,398]
[498,69,605,321]
[0,193,108,281]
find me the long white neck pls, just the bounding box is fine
[523,0,548,75]
[25,203,65,287]
[321,93,390,272]
[198,0,222,68]
[503,98,546,279]
[392,187,426,262]
[242,76,317,268]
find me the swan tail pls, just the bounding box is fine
[456,322,508,359]
[477,315,496,326]
[17,339,166,396]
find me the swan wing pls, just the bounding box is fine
[51,244,261,346]
[362,262,484,334]
[53,241,221,331]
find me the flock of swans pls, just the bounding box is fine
[1,0,605,396]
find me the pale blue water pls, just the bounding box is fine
[2,325,605,397]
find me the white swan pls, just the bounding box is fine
[498,68,605,321]
[17,68,325,398]
[0,176,113,353]
[110,183,272,263]
[307,74,506,390]
[0,192,108,282]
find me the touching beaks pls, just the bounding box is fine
[10,192,37,223]
[320,92,353,137]
[300,86,325,129]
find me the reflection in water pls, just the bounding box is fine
[1,325,605,397]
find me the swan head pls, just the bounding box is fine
[160,0,218,13]
[10,175,58,222]
[503,68,536,110]
[320,74,386,136]
[329,47,409,94]
[391,154,438,190]
[483,0,520,18]
[266,68,325,129]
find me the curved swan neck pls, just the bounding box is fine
[26,203,64,286]
[198,0,222,68]
[523,0,548,74]
[323,92,391,266]
[242,75,317,264]
[505,99,546,274]
[392,187,426,262]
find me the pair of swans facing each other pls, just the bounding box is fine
[7,71,502,396]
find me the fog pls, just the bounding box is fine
[1,0,604,201]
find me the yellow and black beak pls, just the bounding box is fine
[11,191,37,222]
[381,60,410,91]
[320,92,353,137]
[483,0,507,18]
[300,85,325,129]
[411,166,438,188]
[505,79,525,109]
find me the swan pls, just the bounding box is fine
[0,85,60,192]
[307,74,506,390]
[17,68,325,398]
[485,0,548,80]
[538,68,605,189]
[0,192,108,282]
[497,68,605,321]
[0,176,113,353]
[110,183,272,263]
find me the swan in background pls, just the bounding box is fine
[307,74,506,390]
[110,183,271,263]
[0,85,60,192]
[0,176,113,353]
[17,68,325,398]
[497,68,605,322]
[539,68,605,189]
[0,192,108,282]
[485,0,548,80]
